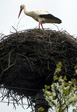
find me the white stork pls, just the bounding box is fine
[18,4,62,30]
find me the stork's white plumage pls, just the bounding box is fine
[18,4,62,30]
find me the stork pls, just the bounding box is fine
[18,4,62,30]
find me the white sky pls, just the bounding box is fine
[0,101,31,112]
[0,0,77,112]
[0,0,77,37]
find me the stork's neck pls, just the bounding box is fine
[24,6,31,16]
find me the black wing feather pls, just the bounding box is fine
[39,14,62,23]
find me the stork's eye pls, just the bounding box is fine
[20,5,23,9]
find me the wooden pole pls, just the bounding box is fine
[35,91,49,112]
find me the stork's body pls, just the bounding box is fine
[18,4,62,30]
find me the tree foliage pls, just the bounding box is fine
[43,62,77,112]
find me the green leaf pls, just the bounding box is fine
[64,76,67,81]
[54,75,58,81]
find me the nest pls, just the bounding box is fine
[0,29,77,109]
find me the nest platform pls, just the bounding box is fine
[0,29,77,108]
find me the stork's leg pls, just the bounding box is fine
[41,24,44,30]
[38,23,40,29]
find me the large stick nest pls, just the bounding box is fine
[0,29,77,108]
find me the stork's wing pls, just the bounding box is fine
[34,10,49,15]
[39,14,62,23]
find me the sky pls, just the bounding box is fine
[0,0,77,37]
[0,100,31,112]
[0,0,77,112]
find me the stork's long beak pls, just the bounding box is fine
[18,9,22,18]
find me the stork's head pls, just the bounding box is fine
[18,4,26,18]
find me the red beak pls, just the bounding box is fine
[18,9,22,18]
